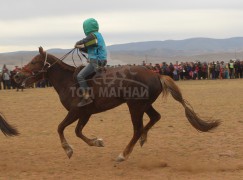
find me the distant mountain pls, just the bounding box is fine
[108,37,243,64]
[108,37,243,55]
[1,37,243,69]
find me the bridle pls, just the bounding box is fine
[21,52,52,81]
[42,52,51,71]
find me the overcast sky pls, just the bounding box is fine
[1,0,243,52]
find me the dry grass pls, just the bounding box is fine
[0,79,243,180]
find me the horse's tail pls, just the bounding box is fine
[160,75,220,132]
[0,113,19,136]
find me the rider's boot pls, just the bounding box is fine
[78,89,93,107]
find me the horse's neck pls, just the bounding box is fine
[47,62,75,94]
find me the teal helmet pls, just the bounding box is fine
[83,18,99,36]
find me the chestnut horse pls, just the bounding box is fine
[14,47,220,162]
[0,113,19,136]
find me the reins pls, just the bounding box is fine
[22,47,86,75]
[45,47,86,69]
[21,47,86,86]
[22,48,79,79]
[44,48,77,70]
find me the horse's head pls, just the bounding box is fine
[14,47,49,87]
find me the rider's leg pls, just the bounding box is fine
[77,63,94,89]
[77,63,95,106]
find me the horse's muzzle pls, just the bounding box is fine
[14,73,22,84]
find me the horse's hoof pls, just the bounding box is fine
[63,144,73,158]
[139,139,145,147]
[62,142,73,158]
[116,153,125,162]
[94,138,104,147]
[139,134,147,147]
[66,148,73,159]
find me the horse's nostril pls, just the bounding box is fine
[14,74,20,82]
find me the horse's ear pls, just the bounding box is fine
[39,46,44,55]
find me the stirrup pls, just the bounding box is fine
[77,98,93,107]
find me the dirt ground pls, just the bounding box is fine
[0,79,243,180]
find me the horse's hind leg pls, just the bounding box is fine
[58,110,79,158]
[140,105,161,147]
[116,102,146,162]
[75,114,104,147]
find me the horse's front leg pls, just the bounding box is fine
[75,114,104,147]
[58,110,79,158]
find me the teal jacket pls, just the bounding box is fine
[88,32,107,60]
[76,18,107,61]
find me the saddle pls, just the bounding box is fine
[73,65,107,82]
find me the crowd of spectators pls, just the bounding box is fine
[1,59,242,90]
[142,59,243,81]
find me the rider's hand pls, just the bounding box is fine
[75,44,85,48]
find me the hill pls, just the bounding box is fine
[1,37,243,69]
[108,37,243,53]
[108,37,243,64]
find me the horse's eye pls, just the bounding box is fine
[31,62,35,65]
